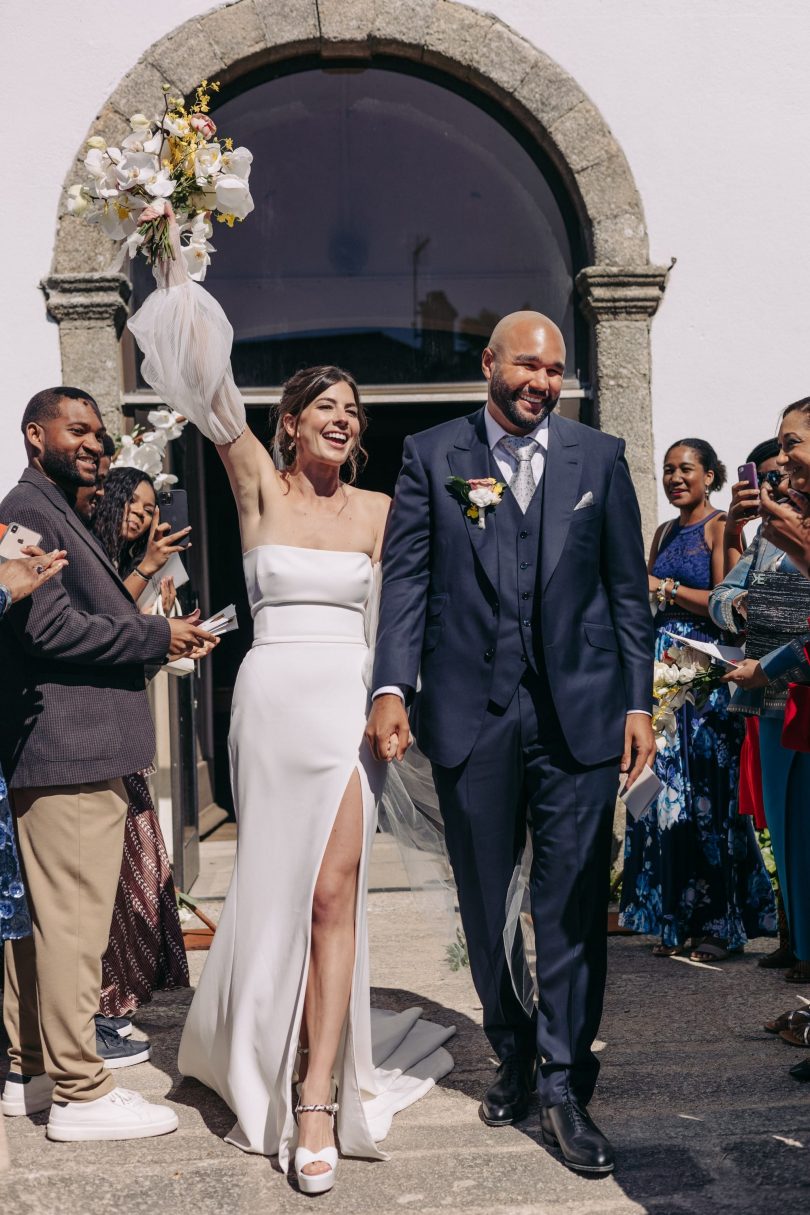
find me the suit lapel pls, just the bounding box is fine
[541,413,582,591]
[446,411,500,593]
[22,469,134,597]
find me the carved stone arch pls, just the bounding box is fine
[45,0,668,532]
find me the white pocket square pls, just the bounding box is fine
[574,492,594,511]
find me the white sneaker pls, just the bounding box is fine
[46,1087,179,1142]
[1,1071,55,1116]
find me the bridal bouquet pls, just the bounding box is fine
[66,80,254,281]
[652,642,724,748]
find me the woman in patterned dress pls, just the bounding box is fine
[619,439,775,958]
[91,469,190,1015]
[0,547,68,1167]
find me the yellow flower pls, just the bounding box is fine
[217,212,237,227]
[466,506,479,520]
[224,137,233,150]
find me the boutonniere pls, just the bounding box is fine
[446,476,506,530]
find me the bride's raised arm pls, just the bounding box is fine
[127,204,272,530]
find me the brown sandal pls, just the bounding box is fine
[652,943,682,957]
[764,1007,810,1034]
[779,1021,810,1047]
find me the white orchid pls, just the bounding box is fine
[215,174,254,219]
[129,113,151,129]
[86,134,107,151]
[115,150,159,190]
[188,212,213,242]
[163,114,191,139]
[147,409,187,442]
[114,433,164,478]
[122,129,163,157]
[144,167,176,198]
[194,142,222,182]
[220,146,252,180]
[84,148,121,199]
[154,472,179,492]
[66,183,92,216]
[182,241,213,281]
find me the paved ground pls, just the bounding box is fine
[3,835,810,1214]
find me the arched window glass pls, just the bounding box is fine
[133,62,579,387]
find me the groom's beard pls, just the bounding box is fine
[489,367,560,432]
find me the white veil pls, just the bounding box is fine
[364,567,536,1007]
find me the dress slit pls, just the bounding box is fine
[280,759,379,1168]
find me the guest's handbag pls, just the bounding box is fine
[740,573,810,715]
[782,631,810,752]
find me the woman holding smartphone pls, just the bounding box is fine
[713,401,810,990]
[90,468,191,1026]
[619,438,775,960]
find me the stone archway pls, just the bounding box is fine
[44,0,669,533]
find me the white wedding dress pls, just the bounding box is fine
[129,251,454,1171]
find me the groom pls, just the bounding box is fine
[366,312,654,1175]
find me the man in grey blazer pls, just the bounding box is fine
[0,387,214,1142]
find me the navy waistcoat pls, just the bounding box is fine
[488,468,545,708]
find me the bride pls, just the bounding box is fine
[128,204,454,1195]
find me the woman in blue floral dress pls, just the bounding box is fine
[620,439,775,958]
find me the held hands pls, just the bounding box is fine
[167,609,219,661]
[138,508,191,577]
[365,693,411,763]
[620,713,656,791]
[0,546,68,603]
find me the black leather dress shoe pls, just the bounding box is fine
[540,1100,615,1175]
[480,1057,535,1126]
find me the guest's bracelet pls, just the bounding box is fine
[132,566,151,583]
[0,584,11,617]
[669,580,681,603]
[656,579,668,605]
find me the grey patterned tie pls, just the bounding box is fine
[502,435,539,512]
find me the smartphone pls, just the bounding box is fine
[737,462,759,490]
[0,522,43,562]
[156,489,190,547]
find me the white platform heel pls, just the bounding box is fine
[294,1100,339,1196]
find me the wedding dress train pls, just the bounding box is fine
[177,544,455,1170]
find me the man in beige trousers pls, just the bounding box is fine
[0,386,214,1141]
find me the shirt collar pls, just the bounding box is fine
[484,406,550,454]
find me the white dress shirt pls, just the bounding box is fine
[484,408,549,487]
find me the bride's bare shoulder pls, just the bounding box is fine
[347,486,391,517]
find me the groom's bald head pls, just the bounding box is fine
[483,311,566,434]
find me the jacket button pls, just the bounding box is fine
[522,618,531,627]
[493,600,500,613]
[521,654,528,664]
[520,530,529,539]
[521,591,530,601]
[520,561,529,570]
[484,647,495,662]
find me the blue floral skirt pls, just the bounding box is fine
[0,767,31,940]
[619,618,776,948]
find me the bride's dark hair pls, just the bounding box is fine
[272,365,368,484]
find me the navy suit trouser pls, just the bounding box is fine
[431,666,619,1107]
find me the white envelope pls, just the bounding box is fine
[618,764,663,821]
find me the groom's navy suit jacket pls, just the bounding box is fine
[373,408,654,769]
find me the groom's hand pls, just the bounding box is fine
[621,713,656,790]
[366,694,411,762]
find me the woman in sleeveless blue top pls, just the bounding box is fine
[620,440,775,956]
